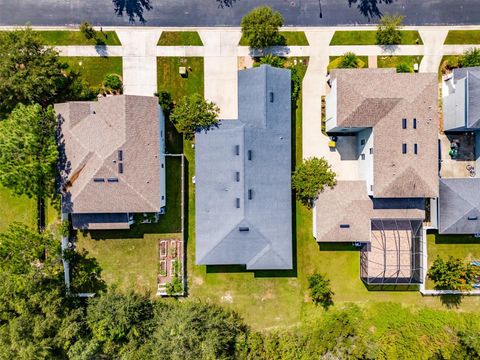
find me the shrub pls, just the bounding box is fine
[376,14,404,45]
[253,54,285,68]
[60,219,70,238]
[340,52,360,68]
[166,276,183,295]
[155,91,173,116]
[307,273,334,309]
[396,63,412,73]
[459,48,480,67]
[103,74,123,92]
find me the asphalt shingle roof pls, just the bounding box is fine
[195,65,292,270]
[330,69,438,198]
[55,95,163,217]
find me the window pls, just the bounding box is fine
[369,147,373,154]
[413,118,417,129]
[360,154,366,160]
[414,143,418,154]
[269,92,274,103]
[402,118,407,129]
[402,143,407,154]
[360,139,366,146]
[339,224,350,229]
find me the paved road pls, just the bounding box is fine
[2,0,480,26]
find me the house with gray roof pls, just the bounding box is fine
[55,95,166,230]
[439,67,480,234]
[316,69,438,284]
[195,65,292,270]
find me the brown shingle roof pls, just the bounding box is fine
[331,69,438,198]
[315,181,425,242]
[55,95,162,214]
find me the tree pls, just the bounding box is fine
[376,14,404,45]
[457,330,480,359]
[340,52,361,68]
[0,28,92,118]
[428,256,479,291]
[307,273,334,309]
[0,104,58,201]
[240,6,284,49]
[155,91,173,116]
[0,224,85,359]
[170,93,220,139]
[80,21,97,40]
[396,62,412,73]
[292,157,336,208]
[459,48,480,67]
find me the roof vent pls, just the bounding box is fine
[468,216,478,220]
[236,198,240,208]
[118,163,124,174]
[239,227,249,232]
[93,178,104,182]
[107,178,119,183]
[340,224,350,229]
[235,172,240,182]
[269,92,274,103]
[248,150,252,160]
[235,145,240,156]
[118,150,123,161]
[248,189,253,200]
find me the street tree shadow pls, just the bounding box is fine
[217,0,237,8]
[112,0,152,23]
[348,0,394,21]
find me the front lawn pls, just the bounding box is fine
[157,57,204,101]
[377,55,423,70]
[36,30,121,45]
[329,30,423,45]
[239,31,309,46]
[158,31,203,46]
[0,185,36,232]
[426,232,480,289]
[60,57,123,87]
[444,30,480,44]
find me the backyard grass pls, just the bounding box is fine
[60,57,123,87]
[239,31,309,46]
[377,55,423,70]
[0,186,36,232]
[328,55,368,71]
[157,31,203,46]
[329,30,423,45]
[157,57,204,101]
[77,233,180,294]
[426,232,480,289]
[36,30,121,45]
[444,30,480,44]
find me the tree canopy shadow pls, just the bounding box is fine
[217,0,237,9]
[439,294,463,309]
[347,0,395,21]
[112,0,152,23]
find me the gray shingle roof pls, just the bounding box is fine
[195,65,292,270]
[452,67,480,129]
[55,95,163,217]
[439,178,480,234]
[330,69,438,198]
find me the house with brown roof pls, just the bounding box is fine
[316,69,438,284]
[55,95,166,230]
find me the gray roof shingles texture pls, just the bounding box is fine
[439,178,480,234]
[55,95,162,219]
[452,67,480,129]
[195,65,292,270]
[315,181,425,242]
[331,69,439,198]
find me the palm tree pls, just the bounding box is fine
[340,52,359,68]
